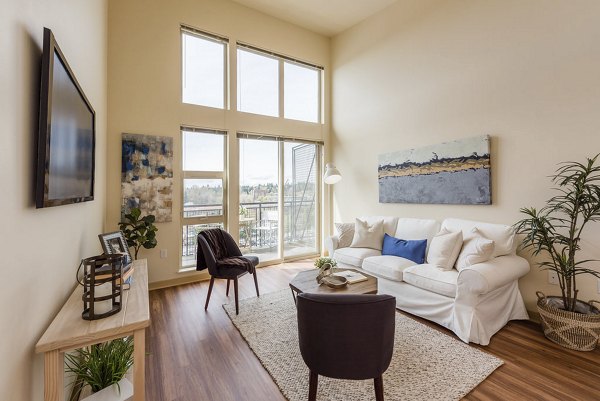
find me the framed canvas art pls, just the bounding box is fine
[378,135,491,205]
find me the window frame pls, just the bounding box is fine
[181,25,229,110]
[236,42,323,123]
[181,126,228,268]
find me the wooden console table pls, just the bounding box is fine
[36,259,150,401]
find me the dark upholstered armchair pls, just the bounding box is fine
[197,229,259,315]
[296,293,396,401]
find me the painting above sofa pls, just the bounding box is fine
[378,135,491,205]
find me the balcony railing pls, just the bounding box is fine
[182,201,316,258]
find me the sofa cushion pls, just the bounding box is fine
[394,218,440,254]
[382,234,427,264]
[360,216,399,237]
[455,228,495,271]
[335,222,355,248]
[362,255,416,282]
[351,218,384,250]
[427,228,463,271]
[334,247,381,267]
[442,218,515,257]
[403,264,458,298]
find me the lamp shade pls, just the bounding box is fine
[324,163,342,184]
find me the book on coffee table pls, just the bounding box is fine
[333,270,368,284]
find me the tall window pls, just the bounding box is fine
[237,43,323,123]
[181,26,228,109]
[181,127,227,267]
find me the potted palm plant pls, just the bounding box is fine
[515,154,600,351]
[66,337,134,400]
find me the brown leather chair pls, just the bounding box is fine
[196,229,259,315]
[296,293,396,401]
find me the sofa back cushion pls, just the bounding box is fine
[360,216,399,237]
[394,218,440,254]
[441,218,516,257]
[351,218,385,250]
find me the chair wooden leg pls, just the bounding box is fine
[226,279,230,296]
[205,277,215,311]
[374,376,384,401]
[234,277,239,315]
[308,371,318,401]
[253,270,260,297]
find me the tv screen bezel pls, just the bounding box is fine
[36,27,96,208]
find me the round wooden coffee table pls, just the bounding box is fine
[289,268,378,304]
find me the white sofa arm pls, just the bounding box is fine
[325,235,340,257]
[457,255,530,295]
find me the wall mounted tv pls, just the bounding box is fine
[36,27,95,208]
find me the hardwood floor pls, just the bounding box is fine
[146,260,600,401]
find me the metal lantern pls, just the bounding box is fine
[80,254,125,320]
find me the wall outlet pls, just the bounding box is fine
[548,271,559,285]
[160,249,168,259]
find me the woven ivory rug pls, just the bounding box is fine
[223,290,503,401]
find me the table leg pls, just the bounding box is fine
[44,350,64,401]
[133,329,145,401]
[290,288,297,305]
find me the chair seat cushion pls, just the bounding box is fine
[362,255,416,282]
[334,247,381,267]
[402,264,458,298]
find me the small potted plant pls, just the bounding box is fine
[119,208,158,259]
[66,337,134,401]
[515,154,600,351]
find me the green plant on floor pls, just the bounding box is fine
[514,154,600,312]
[65,337,134,397]
[119,207,158,259]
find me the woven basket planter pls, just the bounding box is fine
[536,291,600,351]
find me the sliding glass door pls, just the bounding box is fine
[283,142,318,258]
[239,137,280,263]
[239,135,320,264]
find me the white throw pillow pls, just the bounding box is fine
[350,218,385,250]
[427,228,463,271]
[455,228,495,271]
[335,223,355,248]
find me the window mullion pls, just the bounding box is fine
[279,59,284,118]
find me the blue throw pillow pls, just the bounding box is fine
[381,234,427,264]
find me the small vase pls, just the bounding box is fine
[81,378,133,401]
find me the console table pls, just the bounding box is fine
[36,259,150,401]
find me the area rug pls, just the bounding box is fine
[223,290,502,401]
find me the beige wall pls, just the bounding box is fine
[331,0,600,311]
[0,0,107,399]
[107,0,330,285]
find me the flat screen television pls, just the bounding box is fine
[36,27,95,208]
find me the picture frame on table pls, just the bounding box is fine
[98,230,132,266]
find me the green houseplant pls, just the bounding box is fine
[119,208,158,259]
[514,154,600,350]
[66,337,134,400]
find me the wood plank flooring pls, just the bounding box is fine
[146,261,600,401]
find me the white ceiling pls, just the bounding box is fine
[231,0,399,37]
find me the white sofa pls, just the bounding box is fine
[325,216,530,345]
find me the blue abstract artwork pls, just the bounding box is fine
[378,135,491,205]
[121,133,173,222]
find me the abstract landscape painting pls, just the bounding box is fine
[378,135,491,204]
[121,133,173,222]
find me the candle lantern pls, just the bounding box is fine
[79,253,125,320]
